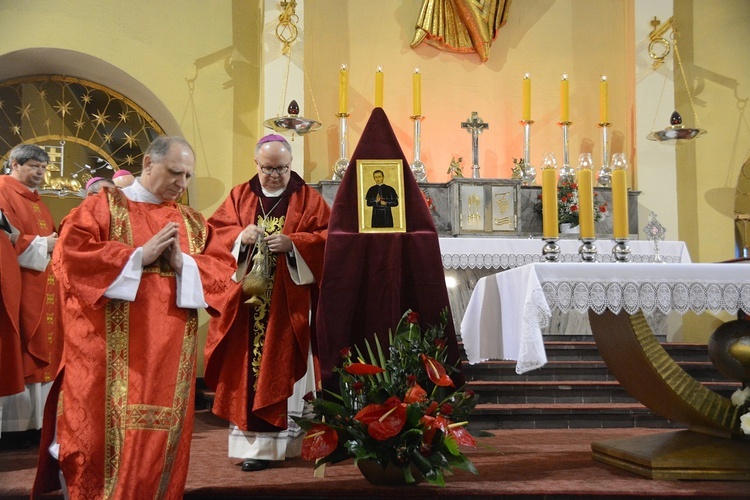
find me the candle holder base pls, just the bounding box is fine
[332,158,349,181]
[597,167,612,187]
[410,159,427,183]
[578,237,598,262]
[542,238,561,262]
[612,239,632,263]
[559,164,576,184]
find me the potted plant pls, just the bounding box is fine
[296,309,478,486]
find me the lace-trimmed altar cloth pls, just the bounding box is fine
[440,238,691,270]
[461,262,750,374]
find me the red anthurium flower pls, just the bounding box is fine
[426,401,439,416]
[420,354,454,387]
[404,383,427,404]
[406,311,420,324]
[449,424,476,448]
[420,415,437,445]
[354,398,407,441]
[301,424,338,460]
[344,362,385,375]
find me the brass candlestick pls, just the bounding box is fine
[332,112,350,180]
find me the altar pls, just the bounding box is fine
[440,237,691,338]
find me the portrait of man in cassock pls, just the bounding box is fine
[204,134,330,472]
[0,144,62,449]
[365,169,399,228]
[32,136,236,499]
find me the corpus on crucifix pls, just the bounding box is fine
[461,112,489,179]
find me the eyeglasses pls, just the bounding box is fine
[259,165,290,176]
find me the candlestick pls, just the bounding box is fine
[599,75,609,124]
[577,153,595,240]
[410,116,427,182]
[412,68,422,117]
[520,118,536,185]
[522,73,531,122]
[375,66,384,108]
[611,153,628,239]
[558,121,574,184]
[560,74,570,123]
[338,64,348,115]
[541,153,559,239]
[597,123,611,187]
[332,112,350,180]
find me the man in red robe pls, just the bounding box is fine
[0,144,61,448]
[0,211,23,400]
[205,134,330,472]
[33,136,236,499]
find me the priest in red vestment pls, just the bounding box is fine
[205,134,330,472]
[0,144,62,446]
[0,211,23,400]
[32,136,236,499]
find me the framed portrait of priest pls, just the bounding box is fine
[357,159,406,233]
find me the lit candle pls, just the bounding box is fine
[338,64,348,115]
[522,73,531,121]
[541,154,558,239]
[577,154,595,239]
[599,75,609,123]
[412,67,422,116]
[611,153,629,239]
[560,74,570,123]
[375,66,384,108]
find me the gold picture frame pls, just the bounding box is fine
[357,159,406,233]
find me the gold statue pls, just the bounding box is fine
[411,0,511,63]
[447,156,464,178]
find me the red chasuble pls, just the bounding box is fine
[35,188,235,499]
[0,229,23,397]
[0,175,62,384]
[205,173,330,430]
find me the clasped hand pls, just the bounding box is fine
[241,224,292,253]
[142,222,183,273]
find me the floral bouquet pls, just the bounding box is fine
[296,309,478,486]
[533,180,608,227]
[730,386,750,435]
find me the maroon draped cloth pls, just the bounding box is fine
[316,108,462,387]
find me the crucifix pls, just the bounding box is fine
[461,112,489,178]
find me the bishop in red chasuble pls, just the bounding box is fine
[33,136,236,499]
[205,135,329,471]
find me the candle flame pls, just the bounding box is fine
[601,75,607,81]
[562,74,568,80]
[376,66,383,72]
[341,63,347,71]
[524,73,530,79]
[414,67,420,74]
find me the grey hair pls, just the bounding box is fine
[254,137,292,155]
[9,144,50,166]
[145,136,194,163]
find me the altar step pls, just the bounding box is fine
[462,339,741,431]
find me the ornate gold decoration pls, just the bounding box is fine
[0,75,164,198]
[411,0,512,63]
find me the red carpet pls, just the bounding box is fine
[2,410,749,499]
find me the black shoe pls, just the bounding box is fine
[241,459,270,472]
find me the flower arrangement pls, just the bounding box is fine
[296,309,478,486]
[533,180,608,227]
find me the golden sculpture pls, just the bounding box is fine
[411,0,511,63]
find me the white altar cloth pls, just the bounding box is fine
[439,238,691,269]
[460,262,750,374]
